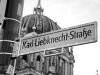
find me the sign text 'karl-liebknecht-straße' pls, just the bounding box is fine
[22,28,92,49]
[19,22,97,55]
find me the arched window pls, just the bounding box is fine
[37,55,41,61]
[35,53,43,71]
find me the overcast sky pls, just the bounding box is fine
[23,0,100,75]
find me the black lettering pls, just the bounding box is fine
[78,32,82,38]
[30,40,34,47]
[47,36,50,44]
[76,32,79,38]
[43,37,47,45]
[22,41,27,49]
[74,31,76,39]
[88,30,91,36]
[83,28,87,39]
[61,33,66,41]
[55,37,59,42]
[70,31,74,39]
[58,36,62,42]
[40,40,44,45]
[65,33,68,40]
[51,37,55,43]
[35,39,39,46]
[26,43,30,48]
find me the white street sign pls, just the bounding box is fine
[0,0,7,24]
[6,65,14,75]
[19,21,97,56]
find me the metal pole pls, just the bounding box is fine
[12,59,17,75]
[1,0,24,74]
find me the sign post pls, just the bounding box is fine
[18,21,97,56]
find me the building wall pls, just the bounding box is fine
[15,47,74,75]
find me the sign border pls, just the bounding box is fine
[18,21,97,56]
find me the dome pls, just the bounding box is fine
[20,0,61,36]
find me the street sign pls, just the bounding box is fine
[12,42,19,57]
[6,65,14,75]
[45,48,63,57]
[0,0,7,25]
[19,21,97,56]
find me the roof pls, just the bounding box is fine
[21,14,61,35]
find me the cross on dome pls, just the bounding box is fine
[37,0,41,8]
[34,0,43,15]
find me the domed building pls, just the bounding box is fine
[20,0,60,35]
[15,0,75,75]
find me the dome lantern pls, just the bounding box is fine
[21,0,61,37]
[34,0,43,15]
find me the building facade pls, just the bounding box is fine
[15,0,75,75]
[15,48,74,75]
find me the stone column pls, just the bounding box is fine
[67,63,70,75]
[70,63,73,75]
[44,57,49,73]
[65,61,68,75]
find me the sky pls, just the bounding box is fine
[23,0,100,75]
